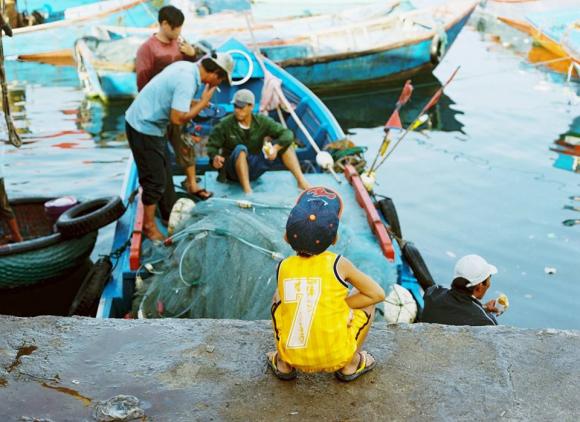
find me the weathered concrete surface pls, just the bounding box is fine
[0,317,578,422]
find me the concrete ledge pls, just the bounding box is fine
[0,316,578,421]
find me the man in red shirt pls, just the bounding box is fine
[136,5,212,200]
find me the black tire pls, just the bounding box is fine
[69,256,113,316]
[402,242,435,290]
[56,196,125,238]
[378,197,402,239]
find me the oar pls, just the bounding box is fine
[243,12,342,184]
[562,219,580,227]
[0,11,20,147]
[367,80,413,175]
[374,66,460,172]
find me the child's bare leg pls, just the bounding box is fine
[340,304,375,375]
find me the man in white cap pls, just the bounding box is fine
[207,89,311,194]
[420,254,501,326]
[125,52,234,241]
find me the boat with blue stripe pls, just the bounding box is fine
[96,38,433,321]
[74,0,476,101]
[3,0,163,59]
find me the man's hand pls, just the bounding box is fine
[179,40,196,57]
[484,299,500,315]
[266,144,280,161]
[213,155,225,169]
[200,84,217,107]
[191,135,202,144]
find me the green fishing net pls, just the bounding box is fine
[133,191,398,320]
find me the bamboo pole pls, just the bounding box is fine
[0,1,21,147]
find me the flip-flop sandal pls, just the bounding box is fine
[266,352,297,381]
[191,189,213,201]
[335,351,376,382]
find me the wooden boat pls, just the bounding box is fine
[97,38,433,320]
[0,197,97,288]
[74,0,475,101]
[483,3,580,77]
[3,0,163,60]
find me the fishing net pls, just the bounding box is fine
[133,190,397,320]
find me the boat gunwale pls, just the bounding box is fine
[275,2,477,67]
[11,0,151,35]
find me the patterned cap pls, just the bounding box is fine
[286,187,343,255]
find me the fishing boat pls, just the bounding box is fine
[74,0,475,101]
[97,38,434,321]
[3,0,164,60]
[523,10,580,77]
[481,3,580,77]
[73,0,409,101]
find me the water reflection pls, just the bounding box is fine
[77,99,130,146]
[321,74,464,132]
[552,116,580,174]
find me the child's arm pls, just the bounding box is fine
[337,257,385,309]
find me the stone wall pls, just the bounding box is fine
[0,316,578,421]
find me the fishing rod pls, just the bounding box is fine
[373,66,460,173]
[367,80,414,175]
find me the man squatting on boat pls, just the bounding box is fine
[207,89,311,195]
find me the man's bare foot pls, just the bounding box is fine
[298,179,311,190]
[143,224,165,241]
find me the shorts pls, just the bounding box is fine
[272,303,372,373]
[225,144,277,182]
[167,123,196,169]
[0,178,15,220]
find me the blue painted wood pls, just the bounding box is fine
[283,10,472,89]
[4,0,162,57]
[98,38,422,318]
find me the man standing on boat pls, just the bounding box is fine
[420,255,502,326]
[207,89,311,194]
[136,5,212,201]
[125,53,234,241]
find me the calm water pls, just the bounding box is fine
[2,23,579,329]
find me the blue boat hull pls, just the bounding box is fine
[4,0,161,58]
[280,8,473,92]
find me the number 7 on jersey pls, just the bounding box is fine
[283,277,322,349]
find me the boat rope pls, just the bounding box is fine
[208,197,293,210]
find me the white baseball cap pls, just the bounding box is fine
[454,254,498,288]
[209,52,234,85]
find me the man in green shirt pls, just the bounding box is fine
[207,89,311,194]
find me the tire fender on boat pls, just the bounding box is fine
[430,29,448,65]
[56,196,126,238]
[69,256,113,317]
[377,197,402,239]
[402,241,435,290]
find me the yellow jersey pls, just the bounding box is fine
[272,251,362,372]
